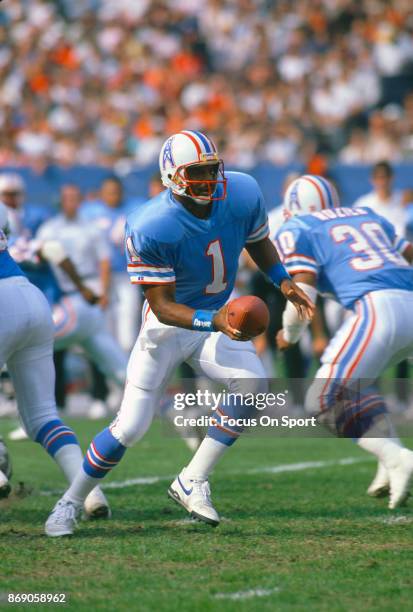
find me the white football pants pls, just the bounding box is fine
[306,289,413,415]
[110,302,267,447]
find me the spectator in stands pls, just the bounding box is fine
[0,0,412,170]
[353,160,407,234]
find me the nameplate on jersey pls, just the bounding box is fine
[313,207,369,222]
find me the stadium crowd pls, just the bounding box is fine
[0,0,412,171]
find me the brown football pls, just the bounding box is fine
[226,295,270,338]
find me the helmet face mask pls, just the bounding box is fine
[175,159,226,203]
[159,131,227,204]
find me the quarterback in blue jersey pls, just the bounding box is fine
[275,174,413,510]
[45,130,314,536]
[0,201,109,514]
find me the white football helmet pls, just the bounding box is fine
[0,173,25,210]
[283,175,340,218]
[159,130,227,203]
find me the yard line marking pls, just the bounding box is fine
[380,515,413,525]
[247,456,368,475]
[103,476,166,489]
[39,456,367,495]
[214,588,280,600]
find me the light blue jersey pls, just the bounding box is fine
[125,172,269,310]
[275,206,413,309]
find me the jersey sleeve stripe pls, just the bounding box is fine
[130,277,176,285]
[283,253,317,263]
[127,265,174,273]
[246,229,270,244]
[246,221,270,243]
[285,265,318,275]
[128,270,175,280]
[248,220,268,238]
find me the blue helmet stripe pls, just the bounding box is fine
[316,175,334,208]
[191,130,212,153]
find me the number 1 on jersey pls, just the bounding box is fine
[205,239,227,294]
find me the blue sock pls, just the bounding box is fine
[207,400,254,447]
[35,419,79,457]
[83,427,126,479]
[338,393,387,439]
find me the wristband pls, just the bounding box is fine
[267,262,291,288]
[192,309,216,332]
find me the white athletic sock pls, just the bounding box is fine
[184,437,229,481]
[54,444,83,484]
[63,469,100,506]
[358,436,402,466]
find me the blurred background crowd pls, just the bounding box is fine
[1,0,413,427]
[0,0,412,173]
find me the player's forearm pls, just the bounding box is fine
[246,237,282,270]
[58,258,87,291]
[246,237,291,289]
[100,259,111,296]
[149,299,204,330]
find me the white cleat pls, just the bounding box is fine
[83,486,111,519]
[45,498,81,537]
[388,449,413,510]
[8,425,28,441]
[88,400,108,420]
[0,436,12,498]
[0,469,11,499]
[168,468,220,527]
[367,461,390,497]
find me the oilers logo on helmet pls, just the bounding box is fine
[159,130,227,203]
[284,175,340,218]
[162,136,175,172]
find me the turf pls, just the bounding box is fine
[1,418,413,612]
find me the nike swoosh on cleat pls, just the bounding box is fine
[177,475,193,496]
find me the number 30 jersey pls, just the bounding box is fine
[275,207,413,309]
[125,172,269,309]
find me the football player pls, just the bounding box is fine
[45,130,314,536]
[0,201,109,515]
[275,174,413,509]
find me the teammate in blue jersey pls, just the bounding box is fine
[275,174,413,509]
[45,130,314,536]
[0,201,109,514]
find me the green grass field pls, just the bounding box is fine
[1,417,413,611]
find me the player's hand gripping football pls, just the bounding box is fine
[213,304,252,342]
[280,279,315,321]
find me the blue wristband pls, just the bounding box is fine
[192,310,216,332]
[267,262,291,288]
